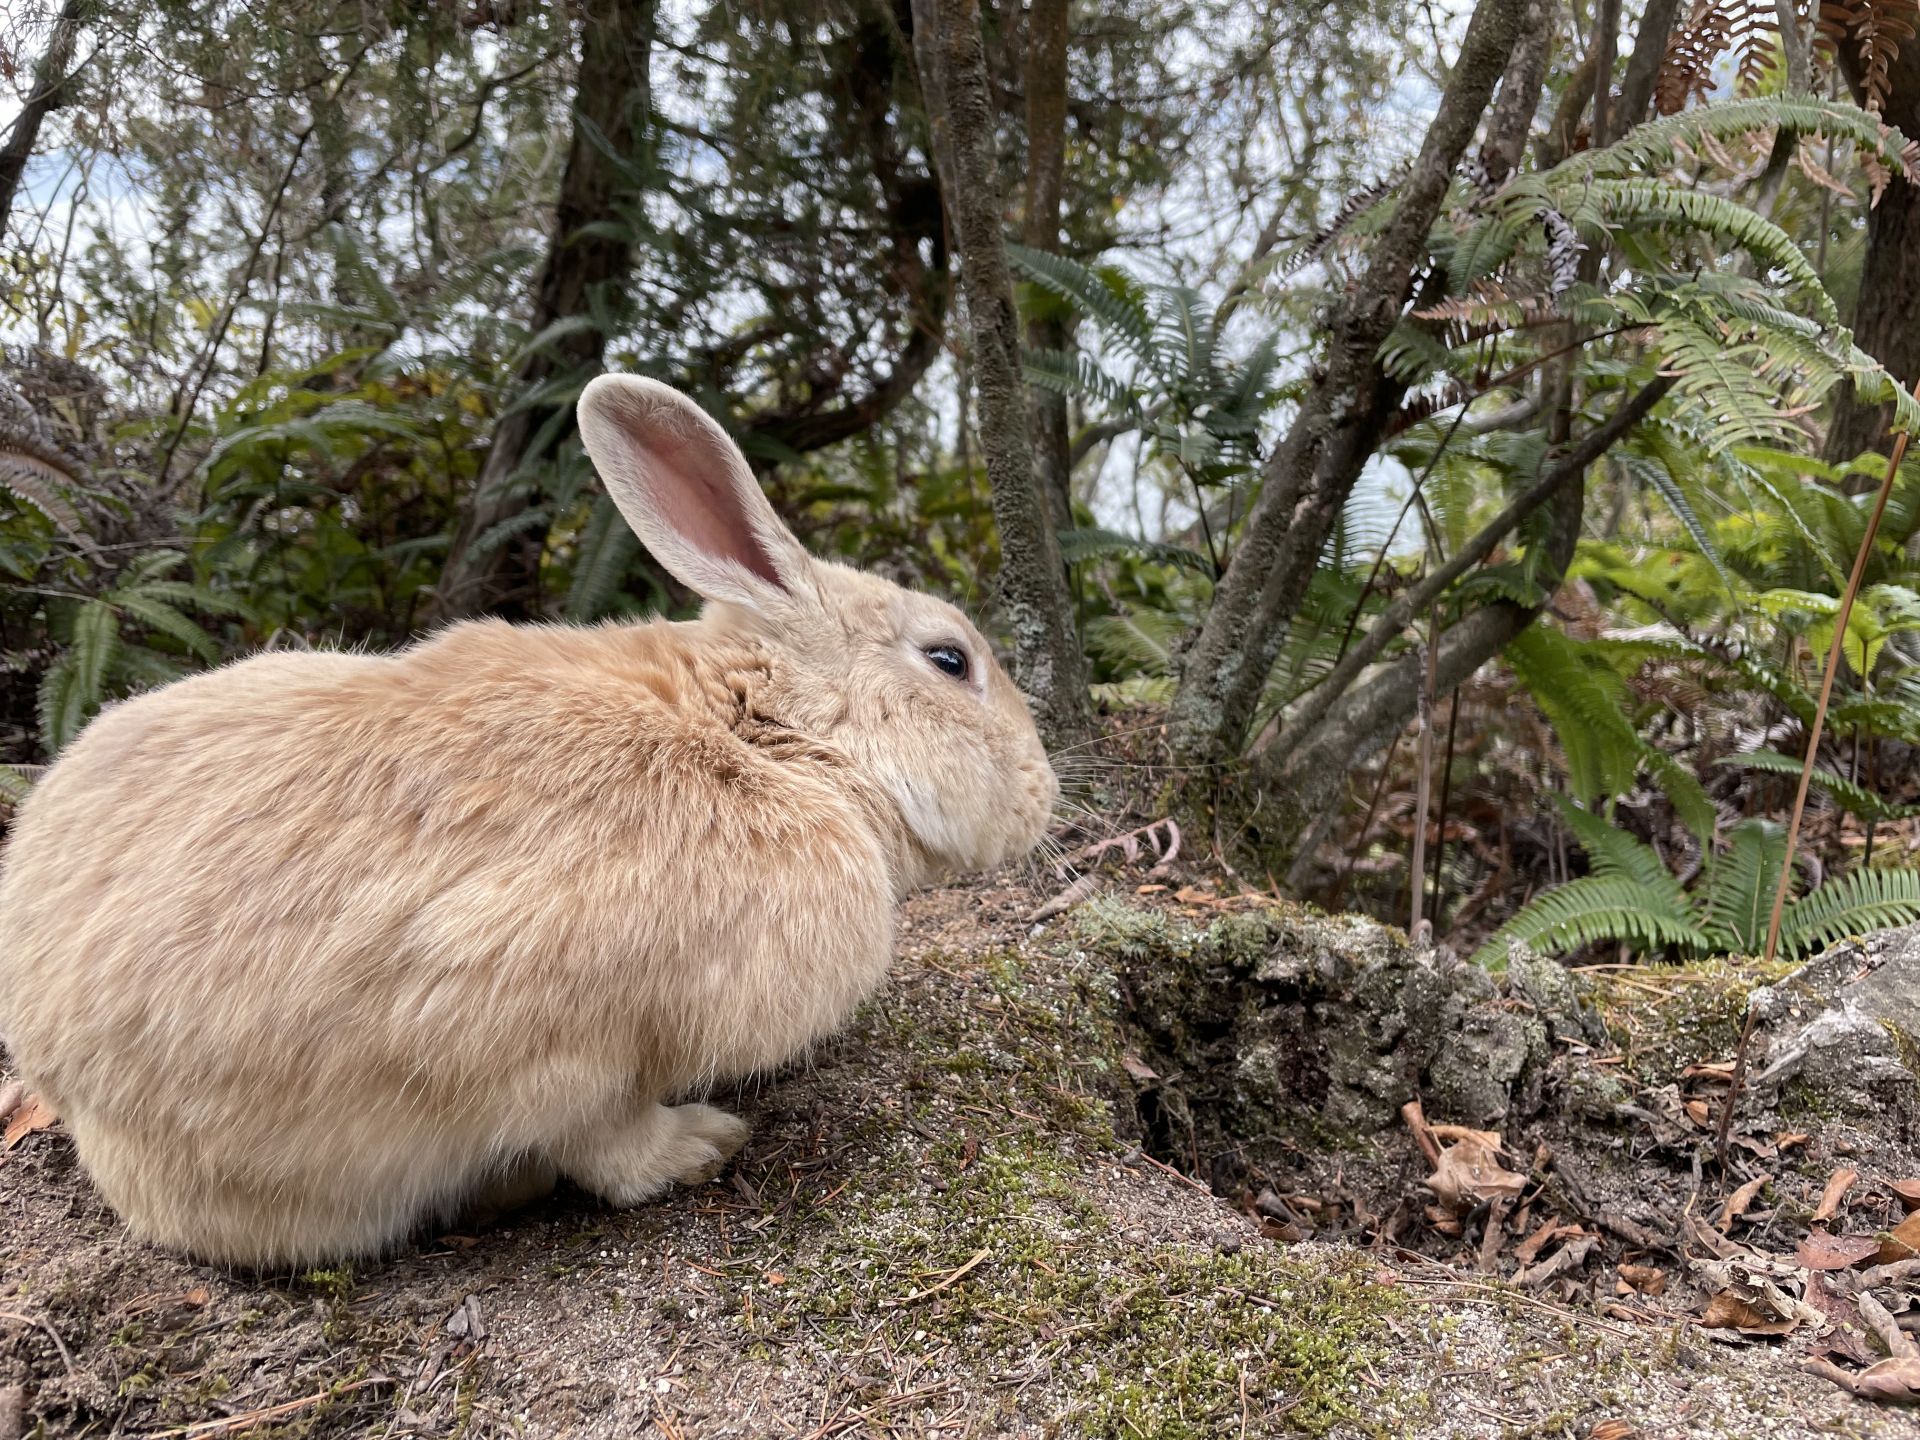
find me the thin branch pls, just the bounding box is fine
[1716,376,1920,1172]
[1284,374,1675,748]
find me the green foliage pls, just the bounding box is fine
[1471,811,1920,967]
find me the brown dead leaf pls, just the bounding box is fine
[1776,1132,1812,1151]
[1716,1174,1771,1230]
[1684,1213,1751,1260]
[1,1095,56,1151]
[1880,1212,1920,1265]
[182,1287,210,1308]
[1797,1231,1882,1271]
[1891,1179,1920,1213]
[1427,1134,1527,1211]
[1618,1263,1668,1296]
[1684,1099,1712,1127]
[1808,1355,1920,1404]
[1683,1061,1736,1085]
[1514,1221,1586,1265]
[1700,1291,1798,1336]
[1514,1235,1598,1288]
[1172,884,1221,907]
[1586,1422,1640,1440]
[1133,883,1168,894]
[1119,1054,1160,1085]
[1814,1167,1860,1224]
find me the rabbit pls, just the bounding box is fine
[0,375,1059,1268]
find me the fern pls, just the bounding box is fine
[1780,865,1920,954]
[1717,748,1920,822]
[1701,819,1792,952]
[565,492,642,621]
[1008,245,1161,370]
[1059,526,1214,576]
[1506,627,1643,805]
[1469,875,1711,969]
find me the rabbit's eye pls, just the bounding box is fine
[924,644,970,682]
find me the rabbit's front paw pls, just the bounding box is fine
[558,1101,751,1207]
[662,1102,752,1185]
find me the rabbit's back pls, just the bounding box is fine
[0,619,897,1260]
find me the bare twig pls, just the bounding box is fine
[1716,377,1920,1171]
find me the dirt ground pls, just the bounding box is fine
[3,871,1916,1438]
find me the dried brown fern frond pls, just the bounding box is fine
[1817,0,1920,112]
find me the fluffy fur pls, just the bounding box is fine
[0,376,1057,1267]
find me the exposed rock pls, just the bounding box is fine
[1091,896,1579,1152]
[1749,923,1920,1120]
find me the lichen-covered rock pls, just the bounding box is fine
[1748,922,1920,1120]
[1081,897,1572,1161]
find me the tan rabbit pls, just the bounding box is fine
[0,376,1058,1267]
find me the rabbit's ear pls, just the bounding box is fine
[578,375,810,611]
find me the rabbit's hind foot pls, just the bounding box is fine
[555,1101,750,1208]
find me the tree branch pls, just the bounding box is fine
[1277,373,1674,750]
[1165,0,1532,768]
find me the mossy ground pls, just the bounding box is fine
[1,878,1908,1437]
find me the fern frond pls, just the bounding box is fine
[565,493,640,621]
[1717,747,1920,822]
[1548,792,1680,889]
[110,592,220,665]
[1058,526,1214,575]
[1022,348,1138,409]
[1506,627,1644,804]
[1008,245,1161,370]
[1701,818,1792,953]
[1780,864,1920,957]
[1468,875,1711,968]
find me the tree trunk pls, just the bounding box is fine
[0,0,89,249]
[1022,0,1075,536]
[1825,40,1920,464]
[1164,0,1531,770]
[428,0,657,625]
[911,0,1091,748]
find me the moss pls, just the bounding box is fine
[1587,956,1794,1084]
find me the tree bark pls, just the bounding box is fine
[429,0,657,624]
[0,0,89,250]
[1615,0,1681,134]
[1825,39,1920,464]
[1164,0,1531,769]
[912,0,1091,747]
[1477,0,1558,191]
[1022,0,1075,535]
[1266,436,1590,839]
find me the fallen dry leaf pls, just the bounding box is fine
[1514,1235,1597,1288]
[1427,1134,1527,1211]
[183,1286,210,1308]
[1813,1167,1860,1224]
[1700,1291,1798,1336]
[1775,1132,1812,1151]
[1514,1221,1585,1265]
[1,1094,56,1151]
[1891,1178,1920,1213]
[1586,1422,1640,1440]
[1618,1263,1669,1296]
[1119,1054,1160,1085]
[1797,1231,1882,1271]
[1684,1099,1712,1127]
[1716,1174,1771,1230]
[1880,1212,1920,1265]
[1807,1355,1920,1404]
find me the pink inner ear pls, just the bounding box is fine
[645,417,785,590]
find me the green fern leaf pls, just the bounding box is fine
[1716,749,1920,823]
[1469,875,1710,968]
[1701,819,1792,954]
[1780,866,1920,958]
[1058,526,1214,575]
